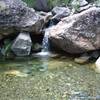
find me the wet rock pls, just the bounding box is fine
[51,6,70,21]
[49,7,100,54]
[91,50,100,59]
[74,53,90,64]
[11,32,32,56]
[95,57,100,73]
[38,12,53,27]
[32,43,42,52]
[0,0,44,39]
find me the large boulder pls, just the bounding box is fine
[49,7,100,54]
[0,0,44,39]
[11,32,32,56]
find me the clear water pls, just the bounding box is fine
[0,55,100,100]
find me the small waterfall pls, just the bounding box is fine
[35,20,54,56]
[41,29,49,52]
[41,20,54,54]
[37,28,50,56]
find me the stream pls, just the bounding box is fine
[0,55,100,100]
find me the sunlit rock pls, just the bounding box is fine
[11,32,32,56]
[95,57,100,73]
[49,7,100,54]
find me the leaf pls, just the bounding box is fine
[1,39,12,56]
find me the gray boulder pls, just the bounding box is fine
[49,7,100,54]
[51,6,70,21]
[0,0,44,37]
[11,32,32,56]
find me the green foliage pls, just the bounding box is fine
[48,0,70,9]
[95,0,100,6]
[71,0,80,12]
[1,39,12,57]
[22,0,36,7]
[23,0,70,9]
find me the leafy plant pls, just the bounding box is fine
[48,0,70,9]
[1,39,12,57]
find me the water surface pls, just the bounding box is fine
[0,54,100,100]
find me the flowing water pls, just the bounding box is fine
[0,55,100,100]
[35,28,50,57]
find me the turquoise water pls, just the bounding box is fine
[0,54,100,100]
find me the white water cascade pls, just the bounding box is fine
[41,29,49,51]
[37,28,50,56]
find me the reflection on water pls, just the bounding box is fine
[0,55,100,100]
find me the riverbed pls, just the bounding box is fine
[0,54,100,100]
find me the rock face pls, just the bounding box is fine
[0,0,44,37]
[49,7,100,54]
[11,33,32,56]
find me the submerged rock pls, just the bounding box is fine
[49,7,100,54]
[0,0,44,38]
[74,53,90,64]
[11,32,32,56]
[5,70,28,77]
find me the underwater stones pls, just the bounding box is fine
[74,54,90,64]
[11,32,32,56]
[5,70,28,77]
[0,0,44,39]
[49,7,100,54]
[95,57,100,73]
